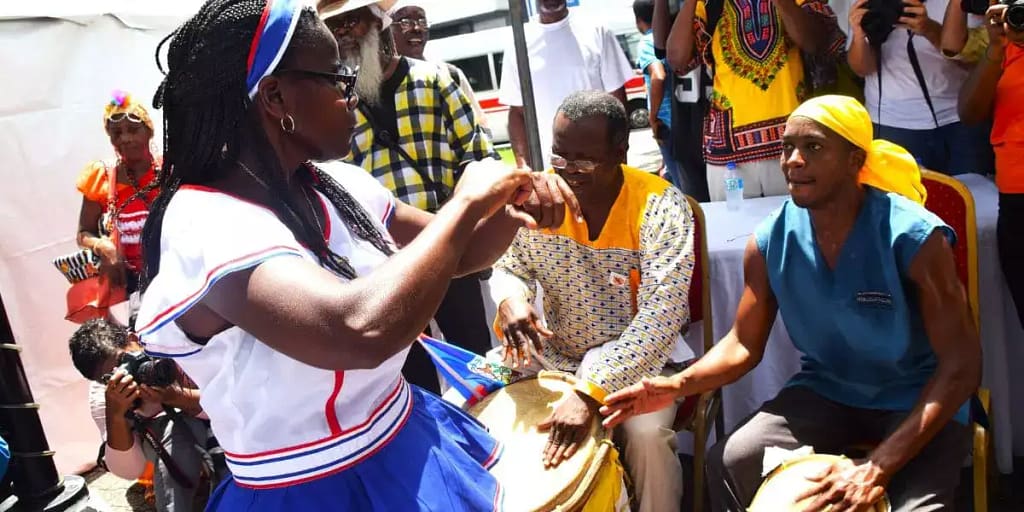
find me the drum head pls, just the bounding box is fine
[749,454,891,512]
[468,372,607,512]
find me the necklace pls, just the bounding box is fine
[237,161,323,237]
[113,159,154,212]
[237,160,358,279]
[300,185,325,238]
[120,159,150,191]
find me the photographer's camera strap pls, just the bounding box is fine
[875,30,941,129]
[906,30,941,128]
[137,414,196,489]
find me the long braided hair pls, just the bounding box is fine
[142,0,393,288]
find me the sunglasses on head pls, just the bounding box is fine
[276,66,359,106]
[107,112,144,124]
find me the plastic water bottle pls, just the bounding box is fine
[724,162,743,211]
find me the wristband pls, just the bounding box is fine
[574,379,609,404]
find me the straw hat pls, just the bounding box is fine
[317,0,397,20]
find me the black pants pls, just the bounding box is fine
[669,77,710,202]
[999,193,1024,330]
[402,273,492,394]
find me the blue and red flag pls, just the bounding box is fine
[417,335,511,406]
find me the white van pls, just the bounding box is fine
[426,22,650,145]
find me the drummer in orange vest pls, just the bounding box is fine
[491,90,697,512]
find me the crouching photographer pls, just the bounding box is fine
[69,319,227,511]
[959,0,1024,340]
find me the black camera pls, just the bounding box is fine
[962,0,989,15]
[965,0,1024,30]
[117,352,177,387]
[861,0,910,46]
[1004,0,1024,31]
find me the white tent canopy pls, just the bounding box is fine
[0,1,203,474]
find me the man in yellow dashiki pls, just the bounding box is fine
[491,90,696,512]
[666,0,845,200]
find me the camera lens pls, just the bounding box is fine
[1009,5,1024,30]
[136,358,178,387]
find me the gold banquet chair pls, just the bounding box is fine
[919,169,993,512]
[671,196,726,512]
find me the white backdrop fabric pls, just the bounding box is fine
[0,2,202,474]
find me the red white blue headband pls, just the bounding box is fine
[246,0,304,99]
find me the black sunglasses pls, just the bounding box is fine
[276,68,359,104]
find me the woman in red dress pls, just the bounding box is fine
[75,92,161,327]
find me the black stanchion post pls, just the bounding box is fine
[0,294,88,511]
[509,0,544,173]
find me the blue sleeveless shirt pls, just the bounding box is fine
[755,186,969,424]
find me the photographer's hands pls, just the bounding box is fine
[139,385,203,416]
[104,371,139,451]
[985,3,1010,61]
[899,0,943,48]
[105,371,139,415]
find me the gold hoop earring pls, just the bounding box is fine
[280,114,296,134]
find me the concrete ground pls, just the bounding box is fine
[77,468,154,512]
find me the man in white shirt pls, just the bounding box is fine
[499,0,634,170]
[847,0,993,175]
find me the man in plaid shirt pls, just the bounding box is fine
[319,0,499,394]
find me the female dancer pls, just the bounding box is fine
[135,0,576,509]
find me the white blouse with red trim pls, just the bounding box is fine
[134,161,406,489]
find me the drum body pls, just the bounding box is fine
[467,371,620,512]
[749,454,891,512]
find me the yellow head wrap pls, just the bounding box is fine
[789,95,927,205]
[103,90,154,133]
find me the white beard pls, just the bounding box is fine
[344,30,384,107]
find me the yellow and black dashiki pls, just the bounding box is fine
[690,0,846,166]
[492,166,696,395]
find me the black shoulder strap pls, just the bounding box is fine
[357,102,450,206]
[132,413,195,489]
[906,31,940,128]
[446,63,462,88]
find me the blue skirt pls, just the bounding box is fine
[206,385,504,511]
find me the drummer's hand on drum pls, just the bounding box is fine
[453,159,537,225]
[797,458,888,512]
[599,374,684,429]
[516,172,583,229]
[538,391,601,469]
[497,295,552,368]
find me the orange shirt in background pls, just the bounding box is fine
[993,44,1024,194]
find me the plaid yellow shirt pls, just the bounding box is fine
[346,58,498,212]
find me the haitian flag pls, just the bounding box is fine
[417,335,511,406]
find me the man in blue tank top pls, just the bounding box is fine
[600,96,980,511]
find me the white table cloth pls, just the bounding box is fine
[698,174,1024,474]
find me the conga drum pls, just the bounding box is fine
[749,454,891,512]
[467,371,626,512]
